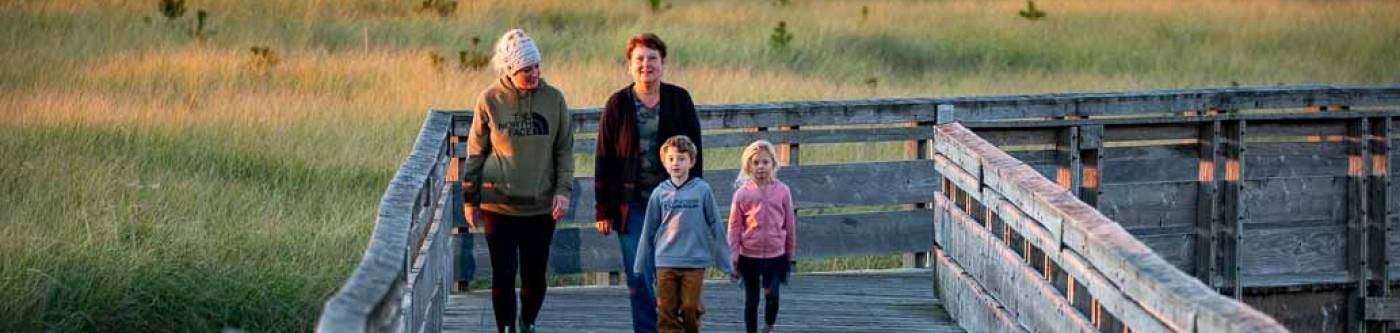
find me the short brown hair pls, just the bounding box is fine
[661,135,697,160]
[625,33,668,60]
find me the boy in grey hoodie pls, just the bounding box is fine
[635,135,734,333]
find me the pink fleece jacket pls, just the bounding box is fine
[727,179,797,265]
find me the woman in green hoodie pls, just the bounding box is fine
[461,28,574,333]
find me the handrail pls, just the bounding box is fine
[317,111,453,333]
[932,122,1289,332]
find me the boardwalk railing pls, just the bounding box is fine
[934,122,1287,332]
[317,112,455,333]
[319,84,1400,332]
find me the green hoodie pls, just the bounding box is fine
[462,77,574,216]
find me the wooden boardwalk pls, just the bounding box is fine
[444,269,962,333]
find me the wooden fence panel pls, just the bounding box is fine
[565,160,938,224]
[1099,181,1198,229]
[470,210,934,276]
[1102,145,1199,183]
[1240,225,1347,277]
[1244,142,1349,179]
[1240,176,1347,226]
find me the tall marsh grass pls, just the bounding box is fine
[2,0,1398,331]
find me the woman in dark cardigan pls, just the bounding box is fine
[593,32,703,333]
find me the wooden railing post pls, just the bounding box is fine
[780,126,799,166]
[1077,125,1103,207]
[905,119,934,269]
[1347,116,1375,333]
[1222,119,1246,298]
[1365,117,1392,331]
[1054,125,1081,193]
[1195,120,1222,285]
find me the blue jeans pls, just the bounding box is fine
[620,202,658,333]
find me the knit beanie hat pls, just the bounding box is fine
[491,29,541,76]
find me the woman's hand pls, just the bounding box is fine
[551,194,570,221]
[463,205,480,230]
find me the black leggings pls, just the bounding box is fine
[482,211,556,332]
[739,255,788,333]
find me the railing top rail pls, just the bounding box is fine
[317,111,453,333]
[933,122,1290,333]
[442,84,1400,131]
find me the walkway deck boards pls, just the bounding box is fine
[444,269,962,333]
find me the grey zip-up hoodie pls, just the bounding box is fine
[635,177,734,274]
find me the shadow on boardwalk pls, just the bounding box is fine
[444,269,963,333]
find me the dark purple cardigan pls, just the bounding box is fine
[594,83,703,233]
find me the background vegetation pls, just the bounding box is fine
[2,0,1397,331]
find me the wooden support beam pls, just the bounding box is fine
[1078,125,1103,208]
[1365,297,1400,322]
[779,125,799,166]
[1367,117,1392,331]
[1195,121,1222,285]
[1055,126,1082,194]
[1347,117,1372,333]
[1221,120,1246,298]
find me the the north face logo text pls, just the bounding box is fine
[502,112,549,136]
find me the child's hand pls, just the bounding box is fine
[594,218,611,235]
[729,273,740,283]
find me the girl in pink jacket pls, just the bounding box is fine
[727,140,797,333]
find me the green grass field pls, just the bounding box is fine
[3,0,1398,331]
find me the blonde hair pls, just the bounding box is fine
[660,135,698,160]
[735,140,780,188]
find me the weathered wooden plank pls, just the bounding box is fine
[1367,117,1392,317]
[984,189,1061,264]
[1222,120,1247,298]
[1247,121,1349,139]
[1240,225,1347,276]
[1007,150,1056,166]
[567,160,937,223]
[973,128,1058,147]
[713,125,938,148]
[1196,120,1222,283]
[1102,123,1200,141]
[1099,181,1199,229]
[934,249,1028,333]
[448,270,965,333]
[935,125,987,180]
[470,210,934,275]
[936,154,981,203]
[459,89,1400,135]
[1242,270,1350,288]
[1365,297,1400,321]
[798,210,935,259]
[1057,249,1173,333]
[962,110,1400,131]
[1102,145,1199,183]
[936,196,1096,333]
[1245,142,1350,179]
[1241,176,1347,226]
[1133,231,1195,272]
[1242,289,1349,333]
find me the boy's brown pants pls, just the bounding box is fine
[655,267,706,333]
